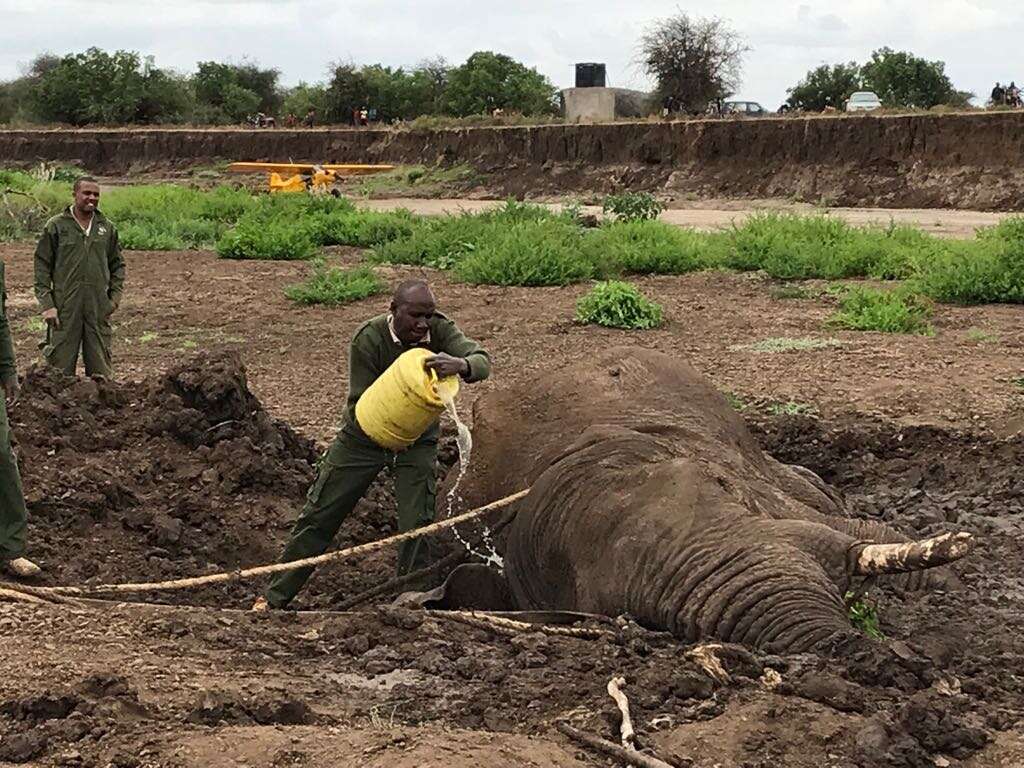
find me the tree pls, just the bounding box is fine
[282,82,328,119]
[193,60,281,122]
[0,54,60,123]
[786,63,861,111]
[860,48,961,108]
[324,63,370,123]
[638,13,748,113]
[31,48,189,125]
[411,57,450,115]
[444,51,557,116]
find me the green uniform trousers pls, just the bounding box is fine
[44,284,113,378]
[0,397,28,560]
[266,429,437,608]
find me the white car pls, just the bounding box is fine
[845,91,882,112]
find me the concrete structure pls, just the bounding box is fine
[562,87,616,123]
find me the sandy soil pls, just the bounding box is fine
[359,198,1009,239]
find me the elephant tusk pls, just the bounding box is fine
[852,532,974,576]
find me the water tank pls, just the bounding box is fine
[575,63,607,88]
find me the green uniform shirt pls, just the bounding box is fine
[342,312,491,442]
[34,207,125,312]
[0,263,16,382]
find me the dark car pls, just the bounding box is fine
[723,100,768,117]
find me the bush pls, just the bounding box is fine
[453,219,593,286]
[827,286,933,334]
[575,281,664,330]
[584,220,722,275]
[722,213,923,280]
[216,219,316,260]
[118,222,186,250]
[285,263,385,306]
[914,239,1024,304]
[602,192,664,222]
[308,209,417,247]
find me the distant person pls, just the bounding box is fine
[991,83,1005,105]
[359,107,369,126]
[0,260,40,579]
[368,107,377,122]
[34,177,125,380]
[303,109,316,128]
[1009,82,1021,107]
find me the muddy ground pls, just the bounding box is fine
[0,239,1021,766]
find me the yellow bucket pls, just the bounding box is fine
[355,348,460,451]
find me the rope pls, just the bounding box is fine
[428,609,614,640]
[33,489,529,597]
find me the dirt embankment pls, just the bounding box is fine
[4,112,1024,208]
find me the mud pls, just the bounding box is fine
[4,112,1024,209]
[0,352,1020,766]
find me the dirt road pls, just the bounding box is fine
[360,198,1009,238]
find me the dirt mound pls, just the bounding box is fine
[5,113,1024,208]
[10,352,319,601]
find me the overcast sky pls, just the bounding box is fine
[2,0,1022,109]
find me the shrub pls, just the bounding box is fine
[371,213,494,269]
[723,213,922,280]
[602,192,664,222]
[913,237,1024,304]
[216,219,316,260]
[285,263,385,306]
[575,281,664,330]
[584,220,722,275]
[118,222,186,250]
[453,219,593,286]
[827,286,933,334]
[309,209,417,247]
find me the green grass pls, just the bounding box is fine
[845,591,884,640]
[575,281,664,330]
[285,263,385,306]
[730,337,843,353]
[602,191,664,222]
[581,220,724,275]
[965,327,997,343]
[766,401,819,417]
[5,171,1024,310]
[828,286,934,335]
[770,284,813,300]
[216,217,317,261]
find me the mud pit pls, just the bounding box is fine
[0,232,1020,765]
[1,351,1022,767]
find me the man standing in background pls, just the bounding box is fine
[0,261,40,578]
[34,177,125,380]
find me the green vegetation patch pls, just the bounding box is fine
[730,336,843,353]
[285,262,385,306]
[575,281,664,330]
[828,286,934,335]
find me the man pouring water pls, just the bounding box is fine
[254,279,490,610]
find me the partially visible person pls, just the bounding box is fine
[34,177,125,380]
[0,260,40,579]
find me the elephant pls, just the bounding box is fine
[415,347,972,653]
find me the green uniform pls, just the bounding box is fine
[0,262,28,561]
[266,312,491,608]
[34,208,125,378]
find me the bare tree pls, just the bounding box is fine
[638,13,749,115]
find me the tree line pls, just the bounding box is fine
[0,49,559,126]
[0,14,979,127]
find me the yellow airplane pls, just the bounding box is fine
[226,162,395,193]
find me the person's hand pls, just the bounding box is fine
[2,375,19,405]
[41,308,59,329]
[424,353,469,378]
